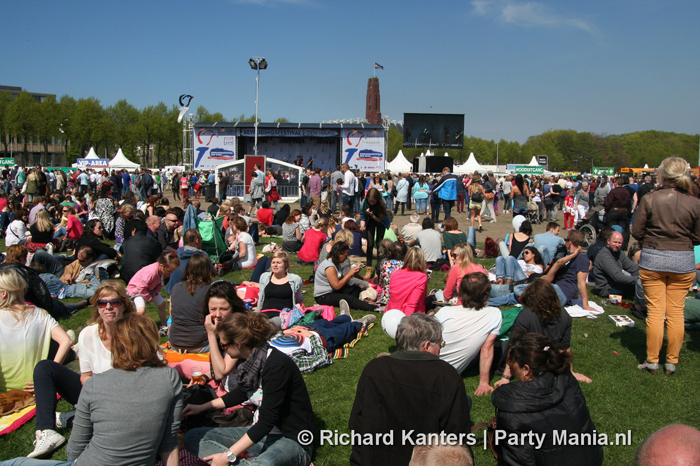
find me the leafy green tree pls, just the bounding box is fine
[7,91,38,163]
[36,95,62,163]
[71,97,109,158]
[107,99,139,158]
[0,92,13,157]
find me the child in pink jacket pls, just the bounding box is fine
[127,251,179,333]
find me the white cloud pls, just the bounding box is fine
[471,0,597,36]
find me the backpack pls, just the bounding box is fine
[470,185,484,202]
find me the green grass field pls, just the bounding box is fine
[1,237,699,464]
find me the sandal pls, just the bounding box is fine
[637,361,659,374]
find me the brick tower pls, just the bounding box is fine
[365,77,381,124]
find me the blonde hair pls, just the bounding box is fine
[453,243,476,271]
[334,229,354,248]
[403,247,427,273]
[657,157,692,192]
[269,251,290,272]
[35,209,54,233]
[0,269,30,313]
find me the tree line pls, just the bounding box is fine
[1,90,697,171]
[389,128,700,172]
[0,91,283,167]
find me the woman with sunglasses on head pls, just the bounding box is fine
[495,245,545,285]
[184,312,315,466]
[4,312,183,466]
[491,331,602,466]
[26,281,134,459]
[442,243,488,304]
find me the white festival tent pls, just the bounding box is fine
[454,152,487,175]
[109,148,141,170]
[386,150,413,173]
[528,156,540,166]
[84,147,99,159]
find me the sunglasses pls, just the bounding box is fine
[97,298,122,308]
[219,341,233,351]
[432,340,447,349]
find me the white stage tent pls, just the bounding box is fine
[109,148,141,170]
[386,150,413,173]
[454,152,487,175]
[528,156,540,166]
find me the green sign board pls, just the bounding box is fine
[0,158,15,166]
[514,165,544,175]
[592,167,615,176]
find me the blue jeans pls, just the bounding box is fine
[495,256,527,282]
[383,194,393,212]
[32,250,65,277]
[341,194,354,211]
[41,273,101,299]
[466,227,477,249]
[53,226,66,239]
[306,315,362,353]
[0,211,12,230]
[488,283,567,307]
[0,460,73,466]
[185,426,312,466]
[414,198,427,214]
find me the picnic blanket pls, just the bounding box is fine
[0,360,79,436]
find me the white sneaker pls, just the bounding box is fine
[27,429,66,458]
[55,411,75,429]
[356,314,377,327]
[339,299,352,319]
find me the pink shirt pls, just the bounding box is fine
[66,215,83,240]
[386,269,428,315]
[126,262,163,302]
[443,263,488,303]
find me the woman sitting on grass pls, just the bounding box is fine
[386,247,429,315]
[25,210,54,252]
[297,218,329,265]
[443,243,488,304]
[222,216,257,272]
[169,254,213,353]
[27,281,134,459]
[1,313,183,466]
[257,252,304,313]
[494,279,591,386]
[183,312,314,466]
[314,241,380,313]
[494,245,545,285]
[126,250,179,334]
[282,209,304,253]
[202,281,248,390]
[491,331,602,466]
[376,240,407,306]
[441,216,468,251]
[75,219,119,262]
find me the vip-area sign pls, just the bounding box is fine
[342,129,385,172]
[194,128,236,170]
[77,158,109,168]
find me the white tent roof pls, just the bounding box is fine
[84,147,99,159]
[454,152,487,175]
[528,156,540,166]
[386,150,413,174]
[109,148,140,170]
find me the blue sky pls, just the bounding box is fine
[2,0,698,143]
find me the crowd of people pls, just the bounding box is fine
[1,156,700,466]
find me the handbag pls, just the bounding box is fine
[485,191,495,200]
[527,199,538,211]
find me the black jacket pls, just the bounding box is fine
[0,263,53,315]
[120,232,163,285]
[492,372,603,466]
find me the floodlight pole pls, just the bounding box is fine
[249,57,267,157]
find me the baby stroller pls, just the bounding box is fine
[576,206,604,248]
[526,199,541,224]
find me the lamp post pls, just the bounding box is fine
[249,57,268,156]
[496,128,500,172]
